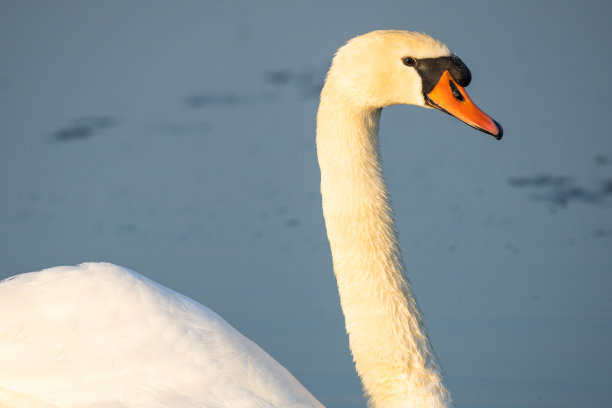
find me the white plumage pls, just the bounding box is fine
[0,263,323,408]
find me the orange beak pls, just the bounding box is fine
[425,70,503,140]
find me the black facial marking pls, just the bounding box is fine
[415,55,471,95]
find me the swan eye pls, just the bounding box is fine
[402,56,417,67]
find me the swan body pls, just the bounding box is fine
[0,263,323,408]
[0,31,501,407]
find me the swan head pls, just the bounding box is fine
[325,30,502,139]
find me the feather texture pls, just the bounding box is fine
[0,263,323,408]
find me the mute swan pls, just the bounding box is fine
[0,31,501,408]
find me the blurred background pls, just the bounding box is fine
[1,1,611,407]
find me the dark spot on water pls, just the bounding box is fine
[263,66,325,99]
[504,242,519,255]
[186,91,280,108]
[52,116,116,142]
[186,92,241,108]
[286,218,300,228]
[185,64,325,116]
[593,228,612,238]
[265,70,294,86]
[509,172,612,210]
[294,67,325,99]
[595,154,610,166]
[601,179,612,196]
[55,126,90,140]
[508,175,572,188]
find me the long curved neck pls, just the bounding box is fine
[316,84,452,408]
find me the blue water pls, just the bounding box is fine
[1,1,611,407]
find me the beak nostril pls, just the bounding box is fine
[449,80,465,102]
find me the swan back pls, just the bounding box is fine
[0,263,323,408]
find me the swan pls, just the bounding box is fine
[0,30,501,408]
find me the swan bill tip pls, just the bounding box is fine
[493,120,503,140]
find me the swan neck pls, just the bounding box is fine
[316,89,452,408]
